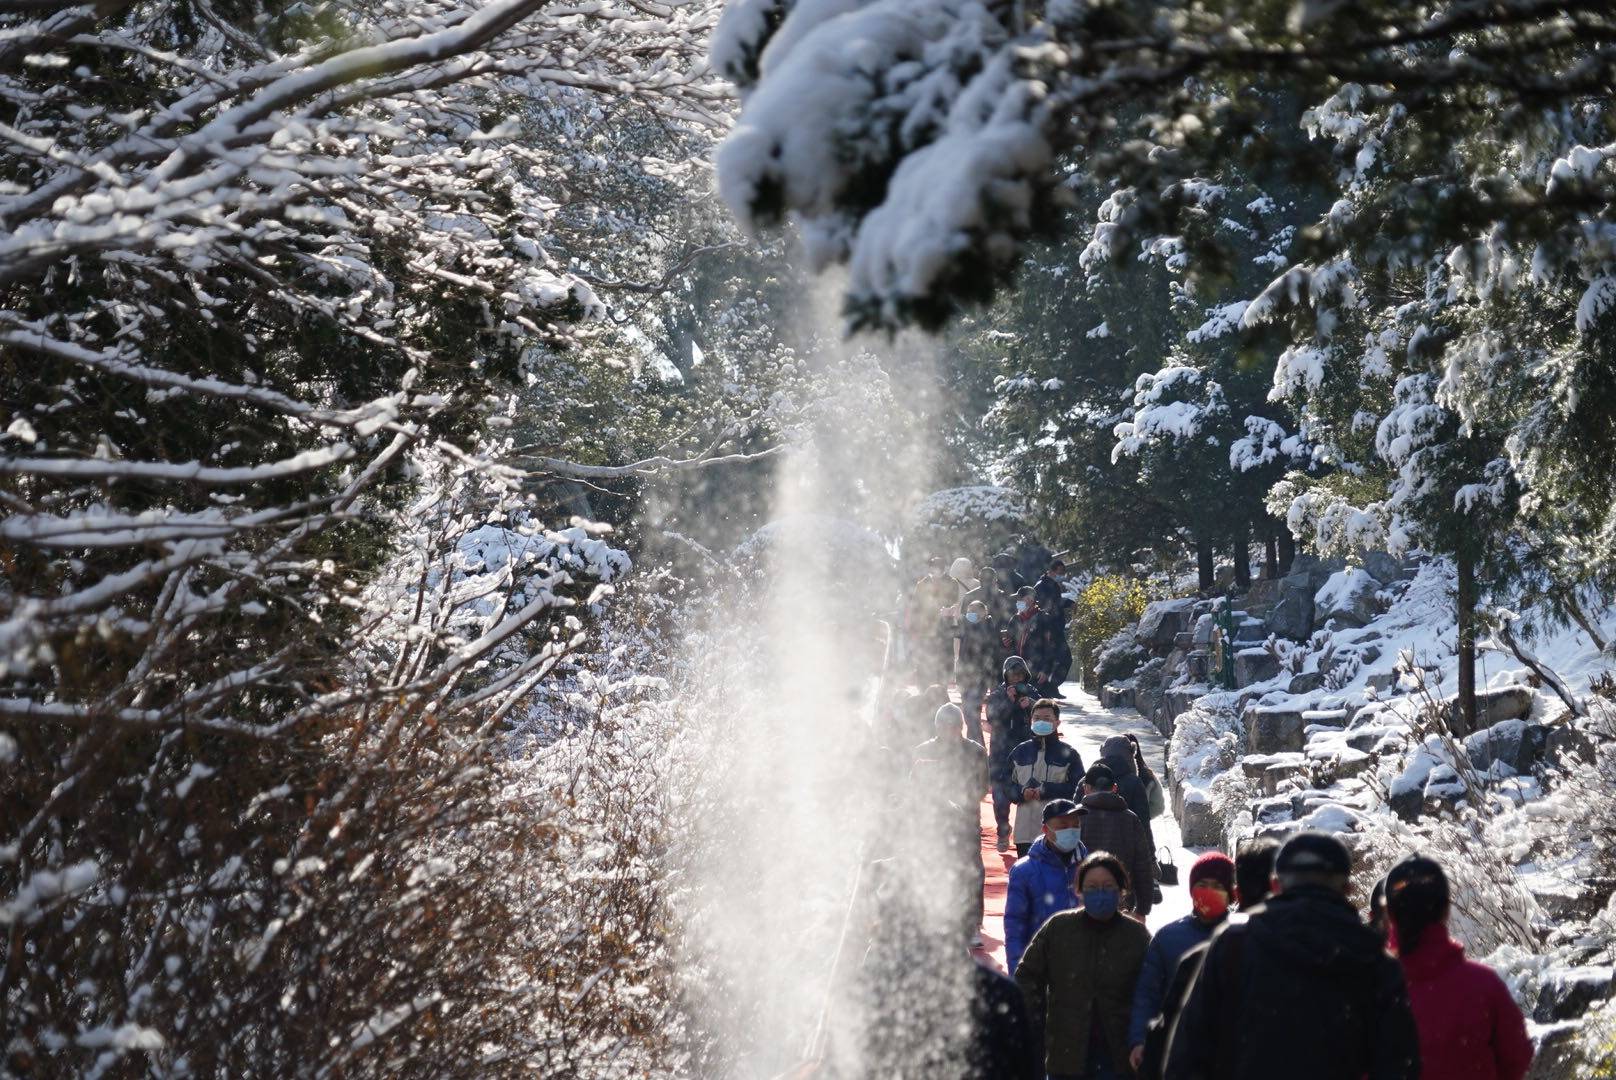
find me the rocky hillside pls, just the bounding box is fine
[1097,556,1616,1076]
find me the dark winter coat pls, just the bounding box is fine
[1399,924,1532,1080]
[1004,836,1085,975]
[985,681,1036,778]
[1015,609,1068,681]
[1128,913,1219,1049]
[1164,885,1421,1080]
[1077,791,1155,915]
[1033,572,1070,622]
[1015,909,1150,1077]
[1099,735,1155,827]
[957,618,1009,691]
[963,960,1043,1080]
[1007,736,1083,846]
[912,734,990,834]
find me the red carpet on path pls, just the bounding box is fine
[970,709,1011,974]
[971,793,1011,973]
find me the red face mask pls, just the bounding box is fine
[1191,885,1230,921]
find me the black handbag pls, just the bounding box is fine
[1157,846,1179,886]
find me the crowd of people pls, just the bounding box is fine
[885,550,1535,1080]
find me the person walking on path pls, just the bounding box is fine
[913,702,991,940]
[1015,852,1151,1080]
[909,555,959,686]
[1127,853,1235,1074]
[1033,558,1072,625]
[1387,855,1533,1080]
[1098,735,1155,828]
[1014,586,1071,696]
[1003,798,1088,974]
[1007,700,1083,858]
[1134,840,1276,1080]
[986,657,1039,851]
[957,599,1006,745]
[1164,831,1420,1080]
[1076,764,1154,917]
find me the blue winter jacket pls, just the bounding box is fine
[1003,835,1085,975]
[1127,911,1220,1049]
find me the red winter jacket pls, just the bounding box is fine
[1397,925,1533,1080]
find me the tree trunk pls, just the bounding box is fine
[1455,544,1478,735]
[1263,525,1279,580]
[1196,536,1215,593]
[1233,521,1252,589]
[1563,592,1609,653]
[1277,529,1296,576]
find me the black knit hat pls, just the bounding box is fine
[1275,831,1352,877]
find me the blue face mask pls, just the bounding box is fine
[1030,720,1055,737]
[1052,827,1083,853]
[1082,887,1120,919]
[965,612,981,624]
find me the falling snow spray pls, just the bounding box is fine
[668,281,981,1078]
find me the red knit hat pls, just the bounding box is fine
[1189,851,1236,892]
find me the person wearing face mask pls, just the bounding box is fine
[1003,799,1088,974]
[1164,831,1419,1080]
[986,657,1040,852]
[1126,852,1235,1074]
[957,599,1007,745]
[1015,587,1071,697]
[1033,558,1073,626]
[1134,840,1277,1080]
[1007,700,1083,858]
[966,564,1015,628]
[1014,852,1151,1080]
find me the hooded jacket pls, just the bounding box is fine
[1099,735,1155,826]
[1077,791,1155,915]
[1399,924,1532,1080]
[1164,884,1420,1080]
[1004,835,1086,975]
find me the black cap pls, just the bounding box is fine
[1014,585,1036,598]
[1386,854,1448,899]
[1275,830,1352,876]
[1083,763,1115,788]
[1041,798,1084,823]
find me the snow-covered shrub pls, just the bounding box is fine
[1095,630,1147,687]
[903,485,1033,567]
[1077,575,1155,685]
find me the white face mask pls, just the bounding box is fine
[1030,719,1055,737]
[965,612,981,624]
[1052,827,1083,853]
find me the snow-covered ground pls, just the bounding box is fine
[1055,685,1196,931]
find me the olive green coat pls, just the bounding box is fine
[1013,909,1150,1076]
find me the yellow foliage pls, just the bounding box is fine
[1071,575,1153,685]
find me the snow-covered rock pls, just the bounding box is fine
[1314,568,1380,629]
[1245,703,1307,754]
[1137,598,1196,650]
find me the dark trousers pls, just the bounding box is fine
[960,684,987,744]
[991,780,1015,831]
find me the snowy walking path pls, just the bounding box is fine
[971,683,1203,974]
